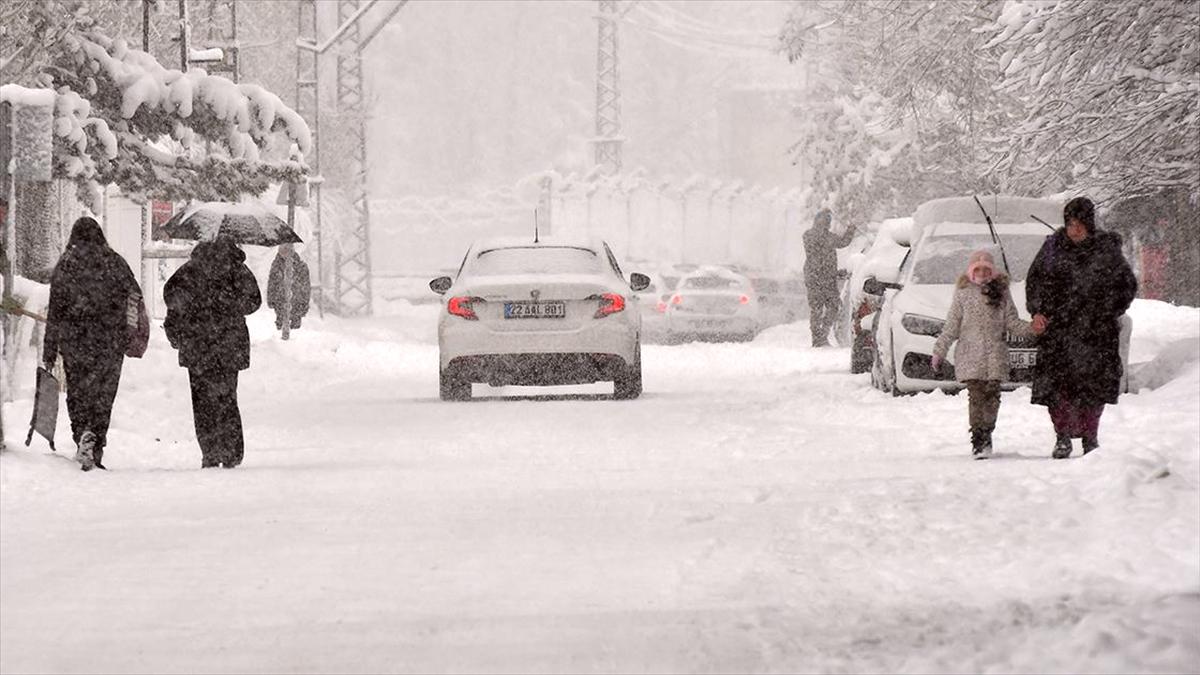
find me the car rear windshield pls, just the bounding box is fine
[682,275,744,290]
[911,234,1047,284]
[471,246,600,276]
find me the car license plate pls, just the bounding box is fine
[1009,349,1037,369]
[504,301,566,319]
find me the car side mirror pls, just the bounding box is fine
[629,272,651,292]
[863,277,901,296]
[429,276,453,295]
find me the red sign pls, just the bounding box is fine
[151,200,174,227]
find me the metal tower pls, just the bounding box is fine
[295,0,406,317]
[594,0,623,175]
[333,0,373,317]
[295,0,324,312]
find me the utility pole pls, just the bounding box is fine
[594,0,622,176]
[143,0,151,52]
[177,0,191,70]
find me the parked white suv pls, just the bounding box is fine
[864,196,1131,395]
[430,237,649,400]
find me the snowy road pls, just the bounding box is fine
[2,302,1198,673]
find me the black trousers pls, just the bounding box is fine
[966,379,1002,430]
[808,293,839,346]
[188,369,244,467]
[62,353,124,465]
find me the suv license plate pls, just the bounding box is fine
[1009,349,1037,369]
[504,301,566,319]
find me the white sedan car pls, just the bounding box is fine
[429,237,650,401]
[665,266,760,342]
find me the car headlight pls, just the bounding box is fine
[901,313,945,337]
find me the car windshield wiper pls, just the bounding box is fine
[1029,214,1058,232]
[972,195,1011,276]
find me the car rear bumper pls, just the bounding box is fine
[667,314,757,337]
[446,352,630,386]
[439,316,637,369]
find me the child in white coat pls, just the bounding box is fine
[931,250,1039,458]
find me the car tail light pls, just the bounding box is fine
[448,296,480,320]
[595,292,626,318]
[671,294,682,305]
[739,294,750,305]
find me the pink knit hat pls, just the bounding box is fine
[967,250,996,284]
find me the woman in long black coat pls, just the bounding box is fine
[43,217,142,471]
[1027,197,1137,459]
[164,236,261,468]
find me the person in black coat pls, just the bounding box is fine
[802,208,856,347]
[267,245,311,330]
[1027,197,1138,459]
[43,216,142,471]
[164,236,262,468]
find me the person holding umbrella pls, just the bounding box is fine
[42,217,143,471]
[164,236,261,469]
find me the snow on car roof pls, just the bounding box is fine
[682,265,749,280]
[914,196,1063,229]
[472,235,605,253]
[927,221,1053,237]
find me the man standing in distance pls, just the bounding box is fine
[803,208,856,347]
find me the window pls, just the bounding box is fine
[602,243,624,279]
[471,246,600,276]
[909,234,1046,284]
[682,276,745,290]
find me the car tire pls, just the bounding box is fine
[850,333,872,374]
[439,364,471,401]
[614,344,643,400]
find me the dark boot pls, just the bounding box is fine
[76,431,96,472]
[970,428,993,459]
[977,427,993,459]
[1082,436,1099,455]
[1052,434,1073,459]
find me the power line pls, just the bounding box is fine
[643,0,775,40]
[624,2,779,56]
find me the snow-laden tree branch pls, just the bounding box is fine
[984,0,1199,201]
[6,0,311,207]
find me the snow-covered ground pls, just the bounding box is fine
[2,299,1198,674]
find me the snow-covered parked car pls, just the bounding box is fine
[429,236,650,400]
[843,218,913,373]
[665,266,759,342]
[864,196,1134,395]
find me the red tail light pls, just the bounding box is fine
[448,296,480,320]
[739,294,750,305]
[655,301,668,313]
[671,294,682,305]
[595,292,626,318]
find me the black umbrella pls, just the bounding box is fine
[156,201,303,246]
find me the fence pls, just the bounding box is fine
[370,171,814,281]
